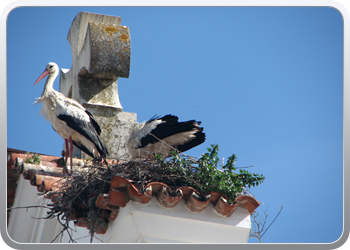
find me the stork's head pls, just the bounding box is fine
[34,62,59,85]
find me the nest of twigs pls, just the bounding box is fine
[45,157,200,242]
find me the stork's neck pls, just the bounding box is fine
[42,71,58,96]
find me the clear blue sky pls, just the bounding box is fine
[7,7,343,243]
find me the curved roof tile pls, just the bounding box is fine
[96,175,260,218]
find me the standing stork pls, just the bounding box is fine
[34,62,109,173]
[127,114,206,158]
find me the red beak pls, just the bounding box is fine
[34,69,50,85]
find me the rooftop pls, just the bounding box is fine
[7,148,260,235]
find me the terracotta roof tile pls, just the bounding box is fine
[95,175,259,219]
[7,148,260,234]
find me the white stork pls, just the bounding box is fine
[127,114,206,158]
[34,62,109,173]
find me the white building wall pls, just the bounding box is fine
[7,176,96,243]
[8,175,51,243]
[100,198,252,243]
[8,176,252,244]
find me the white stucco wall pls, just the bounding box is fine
[100,198,252,243]
[7,177,252,243]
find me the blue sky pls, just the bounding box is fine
[7,7,343,244]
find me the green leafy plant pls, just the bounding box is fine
[25,152,41,164]
[164,144,265,202]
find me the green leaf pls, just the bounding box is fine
[161,144,264,203]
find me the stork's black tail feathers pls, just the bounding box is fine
[177,126,206,153]
[72,135,109,159]
[140,114,206,153]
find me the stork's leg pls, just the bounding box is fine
[69,136,74,174]
[63,139,69,174]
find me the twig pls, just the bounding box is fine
[236,165,254,169]
[7,205,51,211]
[249,204,283,242]
[260,205,283,238]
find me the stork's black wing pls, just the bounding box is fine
[139,114,206,152]
[57,113,108,158]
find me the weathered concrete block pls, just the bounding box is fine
[78,73,122,110]
[60,12,131,110]
[87,21,131,79]
[67,12,122,65]
[59,12,137,160]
